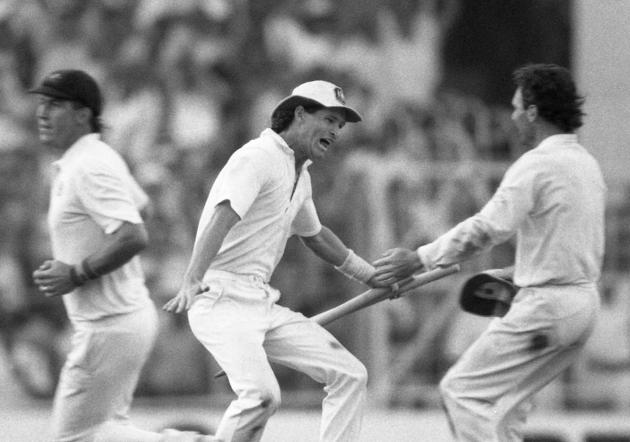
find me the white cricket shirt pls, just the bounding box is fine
[197,128,322,282]
[48,134,152,322]
[418,134,606,287]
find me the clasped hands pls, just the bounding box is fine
[370,247,423,293]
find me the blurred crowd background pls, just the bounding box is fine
[1,0,629,415]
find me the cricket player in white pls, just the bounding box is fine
[31,70,212,442]
[164,81,387,442]
[372,64,606,441]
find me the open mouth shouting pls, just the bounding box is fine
[319,138,332,151]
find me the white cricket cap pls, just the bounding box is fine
[272,80,362,122]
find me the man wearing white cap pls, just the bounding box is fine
[164,80,386,441]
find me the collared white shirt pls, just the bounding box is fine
[197,128,322,282]
[48,133,151,321]
[418,134,606,287]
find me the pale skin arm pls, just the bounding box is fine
[163,201,240,314]
[300,226,389,288]
[32,221,148,297]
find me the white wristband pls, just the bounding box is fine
[335,250,375,284]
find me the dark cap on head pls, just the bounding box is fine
[29,69,103,116]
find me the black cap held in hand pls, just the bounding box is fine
[29,69,102,116]
[459,273,517,317]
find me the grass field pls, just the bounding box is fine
[2,353,629,442]
[2,397,630,442]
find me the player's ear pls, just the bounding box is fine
[294,105,306,121]
[526,104,538,122]
[74,105,92,126]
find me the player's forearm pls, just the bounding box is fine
[184,230,227,282]
[300,226,348,266]
[422,175,529,269]
[82,222,148,278]
[418,215,500,269]
[184,201,240,282]
[302,226,377,285]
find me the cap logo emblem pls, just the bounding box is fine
[334,87,346,105]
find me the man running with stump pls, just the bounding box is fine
[164,80,389,442]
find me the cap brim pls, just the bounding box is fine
[28,85,75,101]
[272,95,362,123]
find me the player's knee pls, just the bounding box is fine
[259,386,281,415]
[439,372,458,402]
[355,362,368,388]
[237,382,281,417]
[343,359,368,390]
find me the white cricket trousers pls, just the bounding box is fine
[440,285,600,441]
[51,303,160,442]
[188,270,368,442]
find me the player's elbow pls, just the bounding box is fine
[300,233,319,249]
[131,227,149,254]
[119,223,149,255]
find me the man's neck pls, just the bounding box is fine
[54,131,93,154]
[279,130,307,170]
[533,123,567,146]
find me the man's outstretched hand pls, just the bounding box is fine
[372,248,423,286]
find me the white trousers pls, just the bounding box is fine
[52,303,160,442]
[188,271,367,442]
[440,285,600,442]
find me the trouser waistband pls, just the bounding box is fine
[205,269,268,287]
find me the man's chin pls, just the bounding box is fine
[310,150,326,161]
[39,135,55,147]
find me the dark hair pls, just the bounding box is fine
[70,101,103,133]
[513,63,585,132]
[271,104,324,133]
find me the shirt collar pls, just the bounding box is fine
[52,133,100,170]
[260,128,313,169]
[535,134,578,152]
